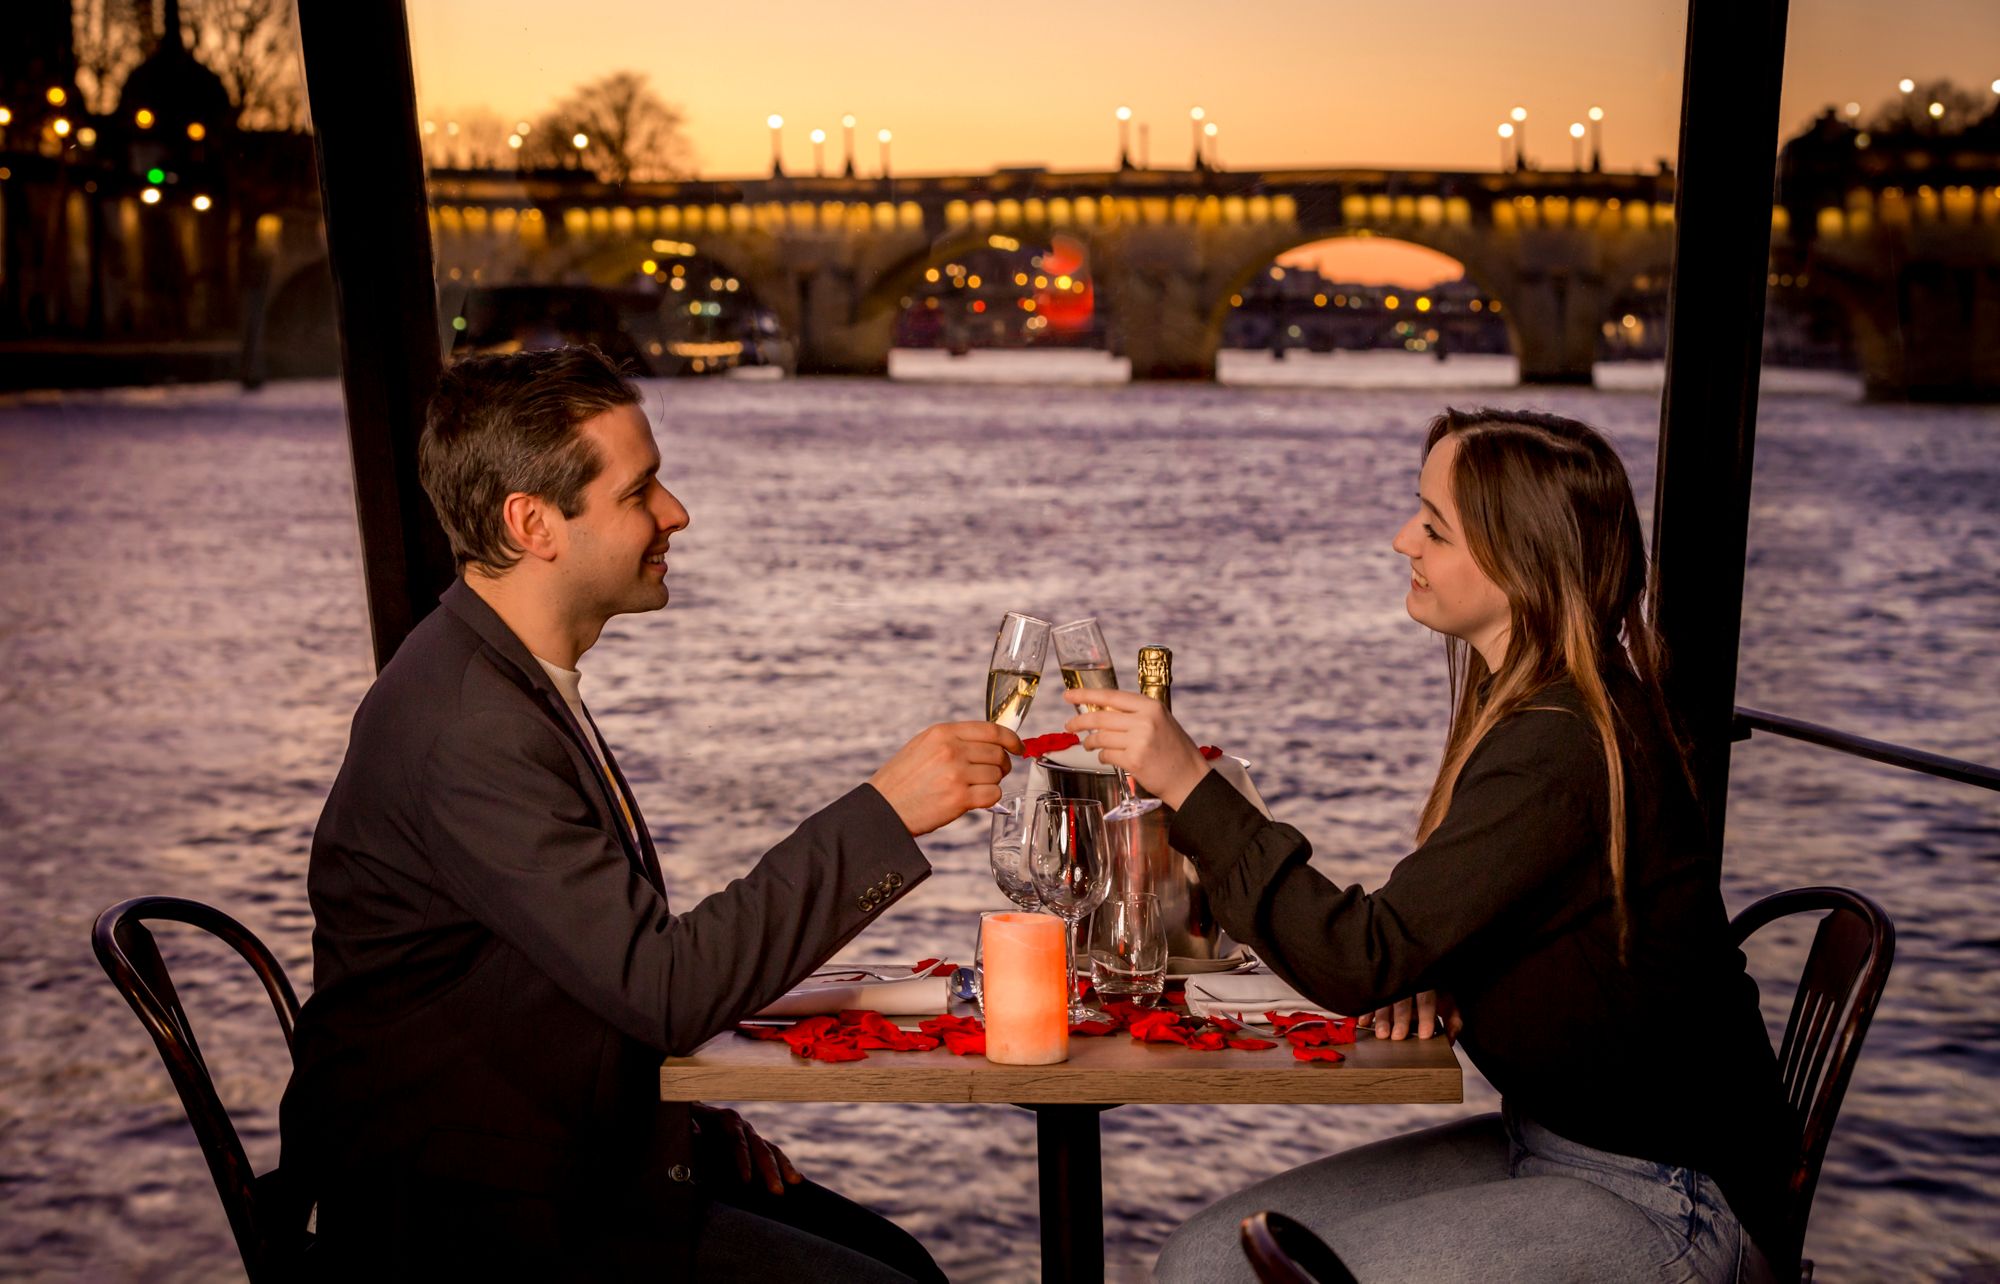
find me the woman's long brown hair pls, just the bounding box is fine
[1412,408,1681,961]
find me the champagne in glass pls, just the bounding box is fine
[1060,662,1118,714]
[986,612,1052,732]
[985,668,1042,731]
[1050,617,1162,821]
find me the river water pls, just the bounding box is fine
[2,351,1995,1281]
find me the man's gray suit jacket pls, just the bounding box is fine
[280,577,929,1273]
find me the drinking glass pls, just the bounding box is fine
[989,789,1053,910]
[1049,617,1161,822]
[1091,892,1167,1006]
[986,612,1051,731]
[1029,794,1111,1022]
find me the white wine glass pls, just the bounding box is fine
[1050,616,1161,822]
[989,789,1053,911]
[1029,793,1112,1023]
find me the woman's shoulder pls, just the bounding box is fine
[1478,670,1679,775]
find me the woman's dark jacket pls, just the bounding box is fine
[1169,673,1787,1255]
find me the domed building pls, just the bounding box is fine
[117,0,236,160]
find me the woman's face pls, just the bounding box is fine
[1392,435,1514,667]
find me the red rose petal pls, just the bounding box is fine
[1292,1044,1347,1063]
[1226,1036,1279,1051]
[1199,745,1223,760]
[1020,732,1081,759]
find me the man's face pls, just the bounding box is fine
[556,403,690,622]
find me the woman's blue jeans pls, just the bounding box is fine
[1154,1101,1775,1283]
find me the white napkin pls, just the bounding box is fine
[752,972,950,1019]
[1183,972,1342,1023]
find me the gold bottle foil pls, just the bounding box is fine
[1137,645,1173,712]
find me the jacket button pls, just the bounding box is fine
[887,872,904,890]
[857,894,874,911]
[669,1164,693,1183]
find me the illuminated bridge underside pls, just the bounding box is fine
[420,167,2000,393]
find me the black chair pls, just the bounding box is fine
[93,896,313,1281]
[1729,885,1894,1283]
[1239,1211,1360,1284]
[1234,887,1894,1284]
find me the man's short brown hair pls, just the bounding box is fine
[419,345,642,574]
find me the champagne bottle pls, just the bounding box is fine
[1137,645,1172,713]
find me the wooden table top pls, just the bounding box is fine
[661,1026,1463,1106]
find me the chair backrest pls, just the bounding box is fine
[1729,885,1894,1276]
[92,896,310,1281]
[1239,1211,1361,1284]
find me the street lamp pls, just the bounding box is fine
[572,131,589,172]
[1569,121,1585,170]
[767,113,784,176]
[1498,121,1515,170]
[1115,105,1132,169]
[810,128,826,176]
[1190,105,1206,169]
[1204,120,1219,169]
[878,128,892,178]
[1510,106,1528,169]
[1587,104,1604,170]
[1897,77,1915,93]
[842,114,857,177]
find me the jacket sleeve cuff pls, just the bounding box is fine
[1170,768,1281,881]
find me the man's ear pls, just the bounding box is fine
[500,491,562,563]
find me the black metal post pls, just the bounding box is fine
[1031,1104,1106,1283]
[295,0,456,671]
[1650,0,1792,851]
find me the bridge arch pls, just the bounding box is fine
[1201,226,1517,360]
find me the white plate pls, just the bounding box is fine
[1165,953,1260,980]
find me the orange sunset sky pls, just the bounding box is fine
[404,0,1998,287]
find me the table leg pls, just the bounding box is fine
[1030,1103,1107,1284]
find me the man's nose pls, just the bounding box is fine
[655,488,690,534]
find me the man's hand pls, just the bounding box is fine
[1363,990,1461,1042]
[692,1104,801,1196]
[868,721,1023,835]
[1062,688,1212,810]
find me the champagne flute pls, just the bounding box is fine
[986,612,1051,731]
[1049,617,1162,821]
[1029,794,1112,1023]
[990,789,1053,911]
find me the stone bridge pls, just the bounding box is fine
[422,165,1685,382]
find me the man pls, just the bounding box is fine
[280,346,1018,1279]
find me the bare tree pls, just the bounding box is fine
[521,72,693,183]
[183,0,306,130]
[72,0,147,115]
[1866,79,1990,136]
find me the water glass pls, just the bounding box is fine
[1091,893,1167,1005]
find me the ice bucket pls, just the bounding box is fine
[1036,752,1227,961]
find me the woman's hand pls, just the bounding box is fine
[1362,991,1461,1042]
[1062,687,1212,810]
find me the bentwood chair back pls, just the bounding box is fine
[92,895,313,1281]
[1239,1210,1361,1284]
[1729,885,1895,1283]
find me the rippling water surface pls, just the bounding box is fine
[2,352,1995,1281]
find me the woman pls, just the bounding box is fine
[1067,409,1785,1283]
